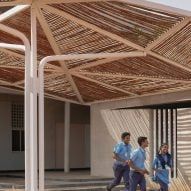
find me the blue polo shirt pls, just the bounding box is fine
[130,147,146,170]
[113,141,132,165]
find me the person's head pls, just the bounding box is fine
[138,136,148,148]
[121,132,130,144]
[159,143,169,154]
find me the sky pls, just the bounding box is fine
[148,0,191,12]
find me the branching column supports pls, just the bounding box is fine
[0,24,31,191]
[38,52,146,191]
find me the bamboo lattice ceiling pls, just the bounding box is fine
[0,0,191,104]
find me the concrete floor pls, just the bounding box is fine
[0,170,116,190]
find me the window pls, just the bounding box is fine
[12,103,24,152]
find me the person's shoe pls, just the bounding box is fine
[106,185,111,191]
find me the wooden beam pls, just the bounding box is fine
[0,65,24,69]
[38,0,109,4]
[0,0,31,7]
[45,93,82,105]
[88,85,191,105]
[13,80,24,86]
[0,85,23,94]
[0,79,13,86]
[72,71,191,83]
[119,0,191,17]
[0,48,24,59]
[72,73,137,96]
[70,51,145,71]
[44,4,144,51]
[70,58,121,72]
[146,17,191,51]
[148,51,191,73]
[0,49,61,71]
[35,6,84,103]
[45,63,63,71]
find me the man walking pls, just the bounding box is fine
[106,132,132,191]
[129,136,149,191]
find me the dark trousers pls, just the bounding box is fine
[129,171,146,191]
[158,178,168,191]
[107,163,130,190]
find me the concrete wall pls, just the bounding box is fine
[0,101,24,170]
[91,101,191,190]
[0,94,90,171]
[91,105,115,176]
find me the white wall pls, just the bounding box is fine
[0,101,24,170]
[91,106,115,176]
[0,94,90,171]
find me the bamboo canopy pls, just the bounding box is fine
[1,0,191,104]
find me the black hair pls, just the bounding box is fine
[158,143,169,154]
[121,132,130,139]
[137,136,147,146]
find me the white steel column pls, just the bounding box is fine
[0,24,31,191]
[38,52,146,191]
[30,5,38,191]
[39,60,45,191]
[64,102,70,173]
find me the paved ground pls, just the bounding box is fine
[0,170,121,191]
[0,171,155,191]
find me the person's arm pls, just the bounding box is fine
[152,158,157,171]
[129,150,149,175]
[113,152,128,163]
[128,160,149,175]
[129,151,146,174]
[129,160,143,172]
[152,157,162,172]
[113,143,129,164]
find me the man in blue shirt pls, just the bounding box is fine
[129,137,149,191]
[106,132,132,191]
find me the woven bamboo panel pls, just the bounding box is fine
[82,55,191,80]
[0,68,24,83]
[72,75,130,102]
[2,9,30,37]
[52,1,184,47]
[37,20,55,60]
[81,73,191,95]
[44,74,78,101]
[153,22,191,69]
[0,50,24,68]
[0,2,191,103]
[0,30,22,44]
[2,8,55,61]
[64,59,100,70]
[41,8,135,68]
